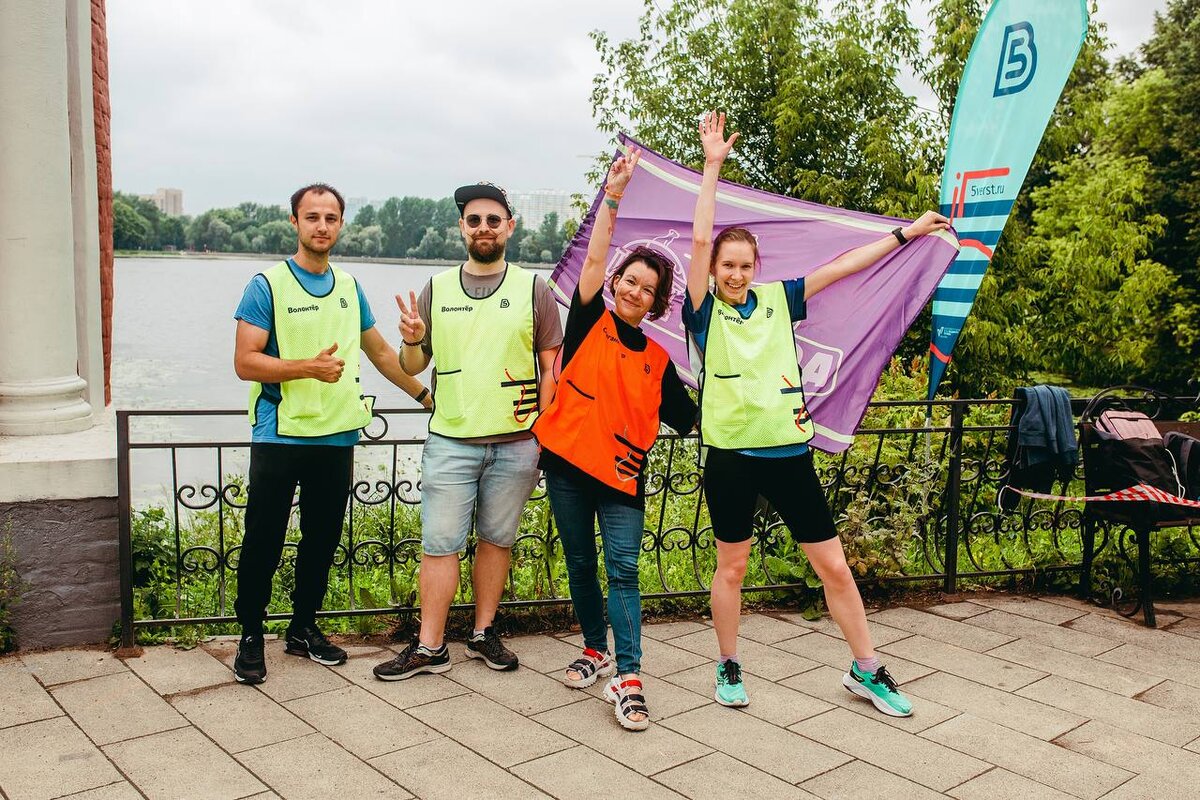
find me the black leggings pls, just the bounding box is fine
[702,447,838,544]
[235,443,354,632]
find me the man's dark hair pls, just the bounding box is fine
[290,183,346,218]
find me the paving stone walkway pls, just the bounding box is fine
[4,594,1200,799]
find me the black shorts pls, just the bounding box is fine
[702,447,838,544]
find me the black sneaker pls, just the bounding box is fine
[465,626,519,671]
[373,639,452,681]
[233,633,266,684]
[284,623,347,666]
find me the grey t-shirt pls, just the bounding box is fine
[416,263,563,443]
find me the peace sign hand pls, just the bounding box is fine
[395,291,426,345]
[699,111,739,166]
[606,147,641,195]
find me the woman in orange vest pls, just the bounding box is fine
[534,148,697,732]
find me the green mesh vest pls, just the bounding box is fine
[428,263,537,438]
[699,281,815,449]
[248,261,372,437]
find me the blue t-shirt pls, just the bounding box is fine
[234,259,376,446]
[683,279,809,458]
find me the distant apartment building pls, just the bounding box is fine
[142,187,183,216]
[344,196,370,224]
[510,189,575,227]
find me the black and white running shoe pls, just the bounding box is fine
[284,623,347,666]
[465,626,519,671]
[373,639,452,681]
[233,632,267,684]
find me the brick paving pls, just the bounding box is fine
[3,594,1200,799]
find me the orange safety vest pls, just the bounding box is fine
[534,313,670,495]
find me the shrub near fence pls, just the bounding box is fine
[117,397,1200,646]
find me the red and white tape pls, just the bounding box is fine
[1004,483,1200,508]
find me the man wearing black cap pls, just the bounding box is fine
[373,182,562,681]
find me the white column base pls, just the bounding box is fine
[0,375,93,435]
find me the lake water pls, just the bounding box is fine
[112,256,554,412]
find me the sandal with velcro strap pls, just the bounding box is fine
[562,648,616,689]
[603,675,650,731]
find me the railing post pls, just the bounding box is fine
[943,401,964,593]
[116,411,135,649]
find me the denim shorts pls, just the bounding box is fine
[420,433,542,556]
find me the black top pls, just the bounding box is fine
[539,287,698,508]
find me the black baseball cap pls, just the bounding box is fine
[453,181,514,218]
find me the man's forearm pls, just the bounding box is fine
[235,351,313,383]
[399,342,430,375]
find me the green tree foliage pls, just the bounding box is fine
[591,0,1200,395]
[353,204,377,227]
[112,197,151,250]
[112,191,186,250]
[591,0,938,215]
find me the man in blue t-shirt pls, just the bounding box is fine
[230,183,431,685]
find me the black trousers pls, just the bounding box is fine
[235,443,354,633]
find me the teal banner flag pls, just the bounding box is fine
[927,0,1088,399]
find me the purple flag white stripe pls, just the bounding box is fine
[549,136,960,453]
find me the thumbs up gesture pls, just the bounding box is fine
[309,342,345,383]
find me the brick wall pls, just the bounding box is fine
[92,0,113,405]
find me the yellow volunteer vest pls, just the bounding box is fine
[698,281,815,449]
[248,261,372,437]
[429,263,537,438]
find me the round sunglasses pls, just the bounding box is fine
[464,213,510,230]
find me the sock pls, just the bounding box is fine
[417,641,445,655]
[471,628,486,640]
[854,656,881,674]
[719,654,739,664]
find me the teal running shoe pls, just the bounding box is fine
[842,663,913,717]
[715,660,749,707]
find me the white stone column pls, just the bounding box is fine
[0,0,94,434]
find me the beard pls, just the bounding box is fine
[467,236,505,264]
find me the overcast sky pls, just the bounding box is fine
[108,0,1168,215]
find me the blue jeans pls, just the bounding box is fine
[545,468,644,675]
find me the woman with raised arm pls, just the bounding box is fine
[686,111,950,716]
[533,148,698,732]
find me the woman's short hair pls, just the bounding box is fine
[609,246,675,321]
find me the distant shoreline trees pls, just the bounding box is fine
[111,192,576,264]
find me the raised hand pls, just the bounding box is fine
[310,342,345,383]
[395,291,426,344]
[699,111,739,166]
[606,147,642,195]
[904,211,952,239]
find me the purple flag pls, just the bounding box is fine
[549,136,959,453]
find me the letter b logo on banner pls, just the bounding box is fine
[994,21,1037,97]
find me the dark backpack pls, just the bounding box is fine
[1165,431,1200,501]
[1079,388,1185,525]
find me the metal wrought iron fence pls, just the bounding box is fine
[116,396,1200,646]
